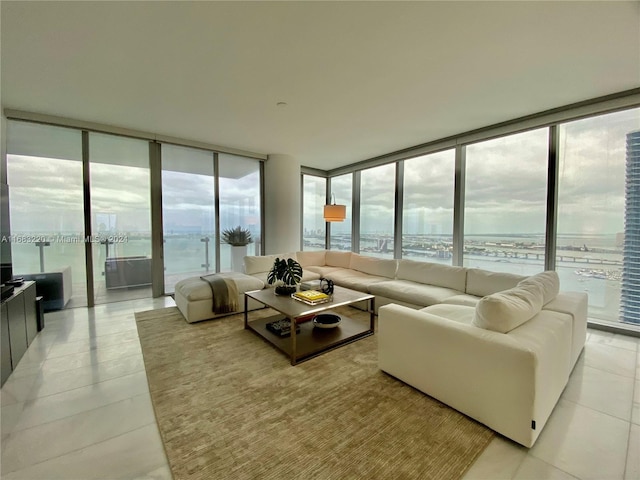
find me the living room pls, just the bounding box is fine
[1,2,639,479]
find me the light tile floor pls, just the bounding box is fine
[1,297,175,480]
[1,298,638,479]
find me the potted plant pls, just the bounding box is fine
[221,226,253,246]
[221,226,253,272]
[267,257,303,295]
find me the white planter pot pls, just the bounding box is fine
[231,245,248,273]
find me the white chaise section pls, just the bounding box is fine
[174,272,264,324]
[378,270,586,448]
[378,302,575,448]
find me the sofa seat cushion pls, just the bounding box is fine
[440,294,482,307]
[305,265,346,277]
[248,272,268,285]
[323,270,390,292]
[175,273,264,301]
[369,280,464,307]
[543,292,588,368]
[420,304,476,325]
[301,269,322,282]
[397,259,467,291]
[466,269,526,297]
[472,283,544,333]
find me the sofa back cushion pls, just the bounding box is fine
[244,254,278,275]
[243,253,297,275]
[472,283,544,333]
[296,250,326,268]
[466,269,526,297]
[518,270,559,306]
[325,250,352,268]
[397,259,467,291]
[349,253,398,278]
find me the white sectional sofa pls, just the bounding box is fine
[174,249,587,447]
[242,250,587,448]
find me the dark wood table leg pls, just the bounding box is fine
[370,297,375,332]
[244,294,248,329]
[290,316,297,365]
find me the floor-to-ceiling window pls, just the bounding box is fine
[302,175,326,251]
[360,164,395,258]
[463,128,549,275]
[89,132,152,304]
[402,149,455,264]
[4,118,265,307]
[557,107,640,326]
[218,154,261,272]
[161,144,215,293]
[329,173,352,251]
[6,121,88,308]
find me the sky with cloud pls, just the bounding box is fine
[305,107,640,239]
[6,107,640,242]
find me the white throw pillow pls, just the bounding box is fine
[472,282,544,333]
[518,271,559,306]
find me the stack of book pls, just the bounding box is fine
[291,289,331,305]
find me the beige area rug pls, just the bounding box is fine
[135,306,494,480]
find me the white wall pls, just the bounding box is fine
[264,154,301,254]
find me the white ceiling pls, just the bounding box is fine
[2,1,639,171]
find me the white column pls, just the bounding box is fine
[264,154,301,254]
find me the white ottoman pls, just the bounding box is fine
[174,272,265,323]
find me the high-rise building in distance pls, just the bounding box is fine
[620,130,640,325]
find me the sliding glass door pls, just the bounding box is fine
[89,133,152,304]
[218,154,261,272]
[161,145,215,294]
[6,121,88,309]
[4,120,265,308]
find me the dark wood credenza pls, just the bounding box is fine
[1,281,37,386]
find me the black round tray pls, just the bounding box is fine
[312,313,341,329]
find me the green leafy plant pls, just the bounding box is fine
[221,226,253,246]
[267,257,303,294]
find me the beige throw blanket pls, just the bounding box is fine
[200,274,239,314]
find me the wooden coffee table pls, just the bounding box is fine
[244,285,375,365]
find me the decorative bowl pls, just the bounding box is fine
[312,313,341,329]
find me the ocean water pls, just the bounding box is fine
[7,231,629,325]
